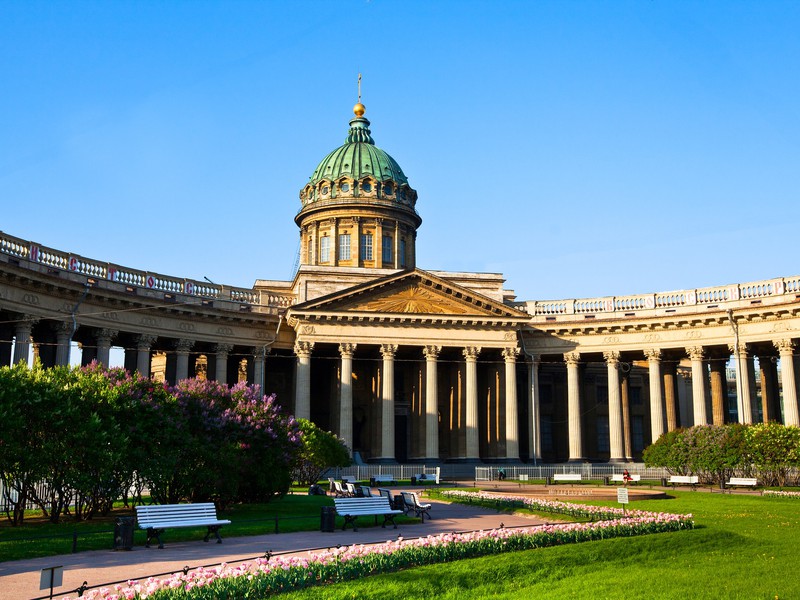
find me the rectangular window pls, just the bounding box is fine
[596,417,610,452]
[597,385,608,404]
[541,414,553,452]
[399,239,407,267]
[320,236,330,263]
[382,235,393,263]
[339,233,351,260]
[360,233,373,261]
[631,387,643,406]
[632,416,645,451]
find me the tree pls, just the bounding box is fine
[294,419,351,486]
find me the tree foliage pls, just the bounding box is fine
[0,363,303,524]
[293,418,351,486]
[643,423,800,485]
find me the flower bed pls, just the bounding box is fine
[763,490,800,498]
[73,495,693,600]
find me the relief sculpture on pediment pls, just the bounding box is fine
[357,284,470,314]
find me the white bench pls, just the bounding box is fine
[413,473,440,484]
[333,497,403,531]
[610,474,641,483]
[725,477,758,489]
[135,503,231,549]
[518,474,529,481]
[401,491,432,522]
[668,475,699,489]
[370,474,397,485]
[552,474,582,484]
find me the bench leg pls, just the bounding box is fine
[343,515,358,532]
[204,525,223,544]
[146,528,165,549]
[382,514,398,529]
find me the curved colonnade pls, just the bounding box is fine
[2,228,799,464]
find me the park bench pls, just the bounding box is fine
[724,477,758,490]
[412,472,440,485]
[370,474,397,486]
[610,474,641,484]
[135,503,231,549]
[551,473,582,485]
[360,485,375,497]
[333,496,403,531]
[667,475,699,489]
[331,480,350,497]
[401,491,432,522]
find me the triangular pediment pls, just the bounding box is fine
[290,269,529,321]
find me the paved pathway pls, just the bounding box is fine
[0,495,550,600]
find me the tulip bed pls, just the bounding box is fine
[762,489,800,498]
[73,495,692,600]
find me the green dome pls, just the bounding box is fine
[308,115,409,185]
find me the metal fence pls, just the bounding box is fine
[475,464,671,482]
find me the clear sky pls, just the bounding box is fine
[2,1,798,302]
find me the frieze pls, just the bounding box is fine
[22,293,40,306]
[139,316,161,327]
[178,322,196,333]
[301,325,316,335]
[101,311,120,322]
[216,326,234,336]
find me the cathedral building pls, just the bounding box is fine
[2,100,799,464]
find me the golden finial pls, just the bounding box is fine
[353,72,366,117]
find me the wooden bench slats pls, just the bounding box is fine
[135,503,230,548]
[333,497,402,532]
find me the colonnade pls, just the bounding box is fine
[293,341,521,462]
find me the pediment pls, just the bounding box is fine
[290,269,529,321]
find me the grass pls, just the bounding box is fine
[273,491,799,600]
[0,488,418,562]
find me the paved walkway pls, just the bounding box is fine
[0,494,550,600]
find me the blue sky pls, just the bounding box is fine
[2,1,798,302]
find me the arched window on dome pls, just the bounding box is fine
[384,183,393,196]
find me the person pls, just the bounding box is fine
[498,467,506,481]
[623,469,632,483]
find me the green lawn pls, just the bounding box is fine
[275,491,798,600]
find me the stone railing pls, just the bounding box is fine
[0,230,295,313]
[520,276,799,321]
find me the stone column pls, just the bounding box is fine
[463,346,481,460]
[339,343,357,452]
[621,370,633,460]
[758,353,781,422]
[294,341,314,420]
[380,344,398,461]
[423,345,441,461]
[214,344,233,385]
[174,339,194,382]
[12,316,36,365]
[775,339,799,426]
[252,347,266,388]
[686,346,708,426]
[54,321,73,366]
[135,334,156,377]
[729,343,754,424]
[663,361,680,431]
[503,347,520,461]
[604,351,625,462]
[95,329,118,367]
[565,352,583,461]
[645,349,665,440]
[528,354,542,463]
[709,354,728,425]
